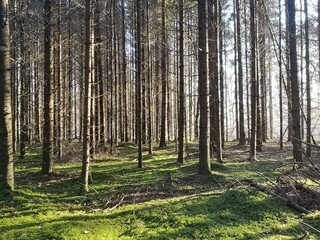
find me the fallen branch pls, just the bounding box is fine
[106,197,124,211]
[290,218,320,235]
[243,179,313,214]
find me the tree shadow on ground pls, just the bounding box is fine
[121,189,314,239]
[3,189,312,240]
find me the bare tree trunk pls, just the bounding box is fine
[121,0,128,142]
[19,17,27,159]
[82,0,92,192]
[279,0,283,150]
[178,0,184,164]
[56,0,63,161]
[95,1,105,148]
[11,0,17,152]
[259,9,267,143]
[219,0,225,148]
[0,0,14,191]
[42,0,54,174]
[256,5,264,152]
[288,0,302,162]
[198,0,211,175]
[285,0,292,142]
[159,0,167,148]
[249,0,257,162]
[141,0,146,145]
[268,60,273,139]
[155,38,160,143]
[146,1,152,155]
[236,0,246,146]
[244,0,250,139]
[136,0,143,168]
[233,0,239,141]
[304,0,311,157]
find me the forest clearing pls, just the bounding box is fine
[1,141,320,239]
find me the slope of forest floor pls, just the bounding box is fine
[1,141,320,239]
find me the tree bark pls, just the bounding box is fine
[159,0,167,148]
[42,0,54,174]
[0,0,14,191]
[236,0,246,146]
[288,0,302,162]
[198,0,211,175]
[178,0,184,164]
[136,0,143,168]
[249,0,257,162]
[82,0,92,192]
[19,17,27,159]
[279,0,283,150]
[304,0,311,157]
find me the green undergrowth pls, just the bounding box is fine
[0,142,319,239]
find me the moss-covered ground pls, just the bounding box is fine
[1,142,320,239]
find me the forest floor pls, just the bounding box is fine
[1,141,320,239]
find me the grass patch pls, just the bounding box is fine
[0,142,319,239]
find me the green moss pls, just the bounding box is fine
[1,143,319,239]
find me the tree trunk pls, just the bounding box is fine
[249,0,257,162]
[159,0,167,148]
[121,0,128,142]
[233,0,239,141]
[198,0,211,175]
[268,60,273,139]
[82,0,92,192]
[236,0,246,146]
[285,0,292,142]
[136,0,143,168]
[219,0,225,148]
[42,0,54,174]
[259,9,267,143]
[178,0,184,164]
[304,0,311,157]
[146,1,152,155]
[288,0,302,162]
[279,0,283,150]
[56,0,63,161]
[19,17,27,159]
[0,0,14,191]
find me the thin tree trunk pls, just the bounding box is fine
[236,0,246,146]
[81,0,92,192]
[259,9,267,143]
[244,0,250,140]
[136,0,143,168]
[219,0,225,148]
[178,0,184,164]
[286,0,292,142]
[11,0,17,152]
[268,60,273,139]
[19,18,27,159]
[121,0,128,142]
[57,0,62,161]
[141,0,146,145]
[146,1,152,155]
[233,0,239,141]
[42,0,54,174]
[155,36,160,143]
[249,0,257,162]
[159,0,167,148]
[279,0,283,150]
[304,0,311,157]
